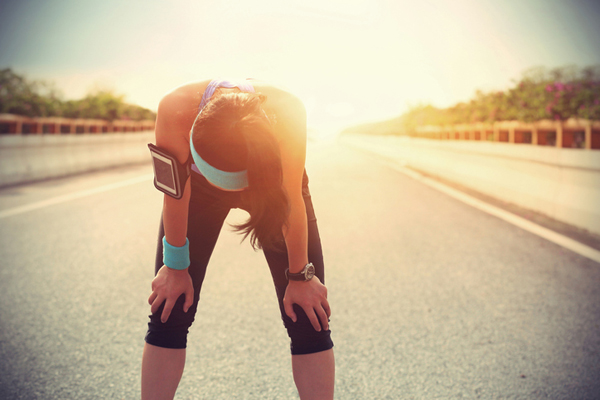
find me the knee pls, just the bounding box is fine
[285,304,334,355]
[145,294,197,349]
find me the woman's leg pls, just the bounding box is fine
[292,349,335,400]
[141,344,186,400]
[142,177,235,399]
[263,181,335,399]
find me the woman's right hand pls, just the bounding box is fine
[148,265,194,323]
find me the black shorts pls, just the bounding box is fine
[145,171,333,355]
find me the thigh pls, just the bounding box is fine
[263,183,332,354]
[151,175,234,325]
[147,173,241,349]
[263,181,325,312]
[186,175,238,296]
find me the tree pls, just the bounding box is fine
[342,65,600,136]
[0,68,156,121]
[0,68,58,117]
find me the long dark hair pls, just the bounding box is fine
[192,91,289,251]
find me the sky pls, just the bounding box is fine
[1,0,599,134]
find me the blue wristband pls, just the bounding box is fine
[162,237,190,270]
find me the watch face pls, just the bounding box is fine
[305,264,315,280]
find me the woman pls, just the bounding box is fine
[141,78,335,400]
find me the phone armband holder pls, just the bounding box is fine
[148,143,191,199]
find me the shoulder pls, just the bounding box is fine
[154,80,211,161]
[251,81,306,117]
[157,80,211,118]
[252,81,306,143]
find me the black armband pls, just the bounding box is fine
[148,143,191,199]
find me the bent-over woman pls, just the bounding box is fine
[141,78,334,400]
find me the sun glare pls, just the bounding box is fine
[4,0,598,136]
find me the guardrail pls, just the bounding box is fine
[341,133,600,236]
[0,131,155,187]
[410,118,600,150]
[0,113,155,134]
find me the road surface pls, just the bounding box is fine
[1,140,599,399]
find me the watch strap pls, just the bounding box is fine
[285,263,315,281]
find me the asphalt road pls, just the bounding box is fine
[1,140,599,399]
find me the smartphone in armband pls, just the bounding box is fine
[148,143,190,199]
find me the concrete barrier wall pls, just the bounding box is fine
[341,133,600,236]
[0,131,155,187]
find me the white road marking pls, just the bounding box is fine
[0,174,153,220]
[382,160,600,264]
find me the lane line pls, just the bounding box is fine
[380,159,600,265]
[0,174,153,220]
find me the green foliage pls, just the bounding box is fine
[0,68,156,121]
[0,68,62,117]
[342,65,600,136]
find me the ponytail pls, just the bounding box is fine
[236,114,289,251]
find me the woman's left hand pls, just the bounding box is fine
[283,277,331,331]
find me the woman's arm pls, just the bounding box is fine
[272,92,331,332]
[147,91,197,323]
[155,94,193,247]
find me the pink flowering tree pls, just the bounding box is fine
[342,65,600,136]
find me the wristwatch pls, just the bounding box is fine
[285,263,315,281]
